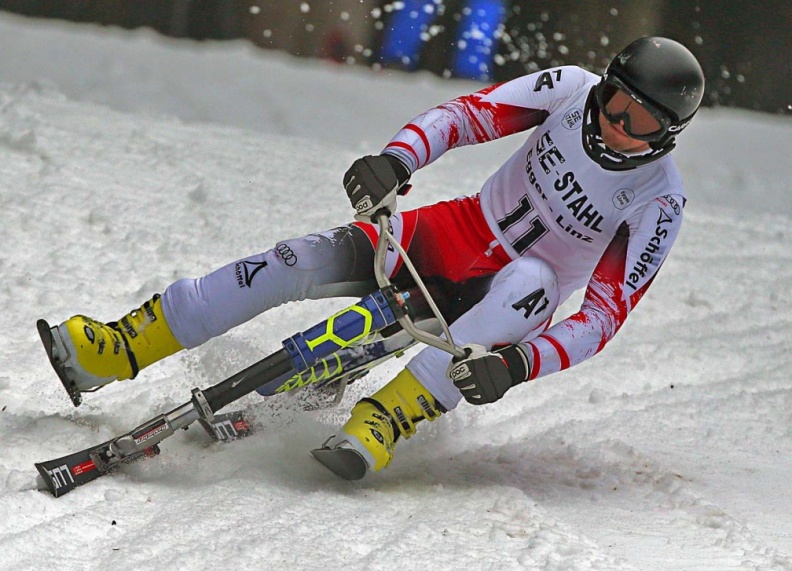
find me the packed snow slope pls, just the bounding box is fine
[0,13,790,571]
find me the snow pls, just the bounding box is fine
[0,12,791,571]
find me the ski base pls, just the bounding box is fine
[37,319,83,407]
[310,446,369,481]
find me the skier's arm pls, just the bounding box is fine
[382,66,596,173]
[523,195,684,380]
[344,67,595,219]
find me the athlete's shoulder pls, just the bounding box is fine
[482,66,599,111]
[644,154,686,200]
[627,189,685,241]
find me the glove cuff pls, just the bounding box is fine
[381,153,411,187]
[496,344,531,386]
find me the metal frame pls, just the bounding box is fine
[373,213,466,360]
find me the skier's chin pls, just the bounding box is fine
[599,117,650,154]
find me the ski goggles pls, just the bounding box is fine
[596,75,672,141]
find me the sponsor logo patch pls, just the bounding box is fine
[449,364,471,381]
[355,196,373,212]
[613,188,635,210]
[235,260,268,288]
[275,243,298,267]
[659,194,682,215]
[562,108,583,129]
[133,422,168,445]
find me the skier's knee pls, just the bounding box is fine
[272,227,356,272]
[493,257,560,318]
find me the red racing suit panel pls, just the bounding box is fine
[352,195,513,282]
[525,194,684,380]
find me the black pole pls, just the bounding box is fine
[201,349,295,413]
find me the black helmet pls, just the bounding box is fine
[583,37,705,170]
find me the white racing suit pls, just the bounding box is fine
[161,65,685,410]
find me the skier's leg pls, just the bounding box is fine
[46,226,375,392]
[322,368,444,474]
[161,226,375,349]
[50,294,183,391]
[320,256,559,475]
[407,256,560,411]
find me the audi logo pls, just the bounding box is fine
[276,243,298,266]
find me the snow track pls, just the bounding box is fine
[0,14,790,570]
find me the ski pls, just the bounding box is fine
[35,408,251,497]
[36,440,161,497]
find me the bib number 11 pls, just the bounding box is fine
[497,194,548,254]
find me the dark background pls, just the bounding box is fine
[1,0,788,115]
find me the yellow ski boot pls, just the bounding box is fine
[38,294,183,406]
[312,368,444,479]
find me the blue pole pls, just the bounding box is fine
[378,1,441,70]
[451,0,507,81]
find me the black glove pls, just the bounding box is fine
[344,154,411,222]
[447,343,531,405]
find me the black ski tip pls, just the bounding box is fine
[310,446,369,481]
[35,462,61,497]
[35,459,83,498]
[36,443,161,498]
[37,318,83,407]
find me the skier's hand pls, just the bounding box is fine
[344,154,411,223]
[447,343,531,405]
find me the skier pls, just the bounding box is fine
[41,37,704,478]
